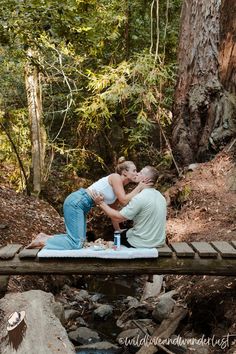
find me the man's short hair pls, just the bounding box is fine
[144,166,159,184]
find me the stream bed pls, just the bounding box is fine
[86,275,139,336]
[75,275,141,353]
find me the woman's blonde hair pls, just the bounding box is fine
[115,157,135,175]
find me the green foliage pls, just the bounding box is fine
[0,110,30,160]
[0,0,182,189]
[77,53,176,157]
[0,109,31,190]
[48,143,107,176]
[175,185,191,209]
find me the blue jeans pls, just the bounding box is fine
[45,188,94,250]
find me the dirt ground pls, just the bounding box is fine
[0,148,236,352]
[166,151,236,243]
[165,149,236,353]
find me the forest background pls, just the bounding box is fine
[0,3,236,347]
[0,0,235,209]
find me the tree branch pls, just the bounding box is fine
[0,120,30,195]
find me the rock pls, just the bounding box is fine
[76,341,122,353]
[79,289,89,299]
[152,296,175,322]
[141,275,163,301]
[0,290,75,354]
[63,284,71,292]
[70,301,78,306]
[117,328,142,340]
[188,163,199,171]
[117,328,145,350]
[75,295,85,302]
[69,324,77,331]
[68,326,100,345]
[0,276,9,298]
[90,293,103,302]
[94,304,113,319]
[75,316,88,327]
[64,309,81,321]
[125,296,139,308]
[51,301,65,324]
[74,289,90,302]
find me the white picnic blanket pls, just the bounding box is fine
[37,246,158,259]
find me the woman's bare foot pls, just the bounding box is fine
[26,232,52,249]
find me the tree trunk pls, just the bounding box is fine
[172,0,236,165]
[124,0,131,60]
[25,48,46,195]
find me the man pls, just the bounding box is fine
[94,166,167,248]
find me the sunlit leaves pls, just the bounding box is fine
[78,53,176,154]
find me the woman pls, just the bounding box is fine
[29,158,149,250]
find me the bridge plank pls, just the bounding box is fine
[170,242,195,257]
[18,248,40,259]
[0,244,22,259]
[191,242,218,258]
[157,245,173,257]
[0,254,236,276]
[211,241,236,258]
[231,241,236,249]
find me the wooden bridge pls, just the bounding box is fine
[0,241,236,276]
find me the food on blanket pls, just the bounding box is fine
[93,245,106,251]
[95,238,105,244]
[106,241,114,248]
[84,238,113,249]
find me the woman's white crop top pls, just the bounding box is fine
[88,175,117,204]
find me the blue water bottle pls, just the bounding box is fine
[113,230,121,250]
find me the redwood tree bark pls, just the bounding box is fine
[172,0,236,164]
[25,49,46,195]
